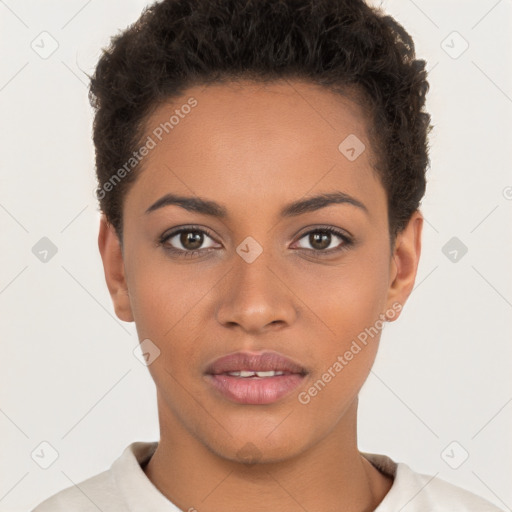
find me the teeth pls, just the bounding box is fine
[226,370,286,378]
[256,370,283,377]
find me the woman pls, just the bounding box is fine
[32,0,504,510]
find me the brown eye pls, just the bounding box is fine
[294,227,353,254]
[308,231,331,250]
[160,226,219,256]
[179,231,204,250]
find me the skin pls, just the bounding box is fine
[98,80,422,512]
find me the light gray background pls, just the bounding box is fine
[1,1,511,511]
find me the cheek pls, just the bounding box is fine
[290,247,390,335]
[126,251,210,338]
[288,243,390,384]
[292,258,389,416]
[125,257,222,391]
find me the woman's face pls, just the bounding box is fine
[100,80,421,463]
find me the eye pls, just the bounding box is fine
[293,227,353,255]
[158,226,220,257]
[158,225,354,259]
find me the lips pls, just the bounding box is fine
[204,351,308,404]
[204,351,307,376]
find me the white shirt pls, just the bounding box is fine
[31,441,504,511]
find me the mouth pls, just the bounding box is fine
[204,351,308,405]
[221,370,294,377]
[205,350,308,375]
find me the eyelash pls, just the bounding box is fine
[157,225,354,259]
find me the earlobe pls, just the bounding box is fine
[97,214,134,323]
[385,211,423,321]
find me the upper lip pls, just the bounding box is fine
[205,351,308,375]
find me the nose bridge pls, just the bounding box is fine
[215,236,297,331]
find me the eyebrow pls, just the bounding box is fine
[144,191,368,218]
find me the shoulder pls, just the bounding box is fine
[30,468,119,512]
[31,441,159,511]
[396,469,505,511]
[364,453,505,512]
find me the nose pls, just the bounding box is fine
[215,252,298,334]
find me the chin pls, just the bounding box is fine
[204,424,312,466]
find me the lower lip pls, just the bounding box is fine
[205,373,306,405]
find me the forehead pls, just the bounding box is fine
[145,79,372,148]
[125,79,383,218]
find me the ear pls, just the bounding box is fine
[97,214,134,322]
[385,210,423,321]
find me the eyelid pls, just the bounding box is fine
[159,225,219,246]
[291,225,353,253]
[294,224,353,241]
[160,224,216,238]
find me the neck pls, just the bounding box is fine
[143,397,393,512]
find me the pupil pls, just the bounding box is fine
[182,231,203,250]
[311,232,330,250]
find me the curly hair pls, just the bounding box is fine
[88,0,432,245]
